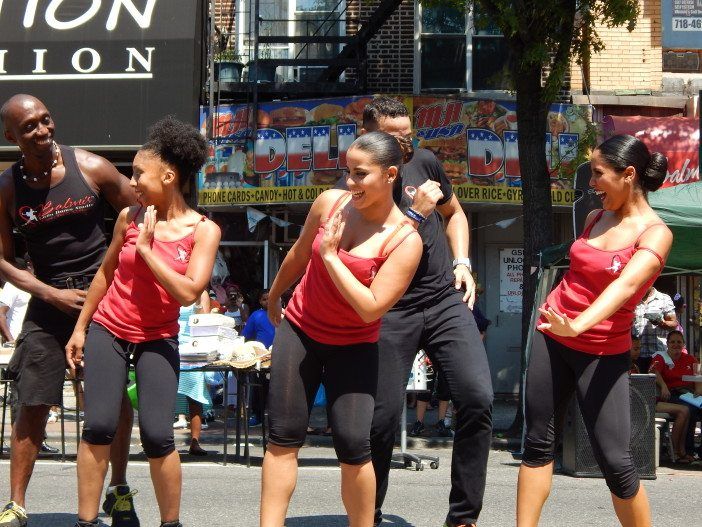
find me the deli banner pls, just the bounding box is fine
[198,96,591,207]
[0,0,204,150]
[602,115,700,188]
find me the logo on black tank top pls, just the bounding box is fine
[605,255,624,275]
[18,206,39,224]
[18,196,96,226]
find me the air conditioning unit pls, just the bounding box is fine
[663,51,701,72]
[295,66,326,82]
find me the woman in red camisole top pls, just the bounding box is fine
[260,132,422,527]
[518,135,673,527]
[65,117,221,527]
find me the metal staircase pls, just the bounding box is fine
[205,0,405,145]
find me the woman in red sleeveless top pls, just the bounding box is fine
[65,117,221,527]
[260,132,422,527]
[518,135,672,527]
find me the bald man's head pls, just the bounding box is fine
[1,94,47,130]
[2,95,55,155]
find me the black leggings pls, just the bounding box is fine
[81,323,180,459]
[267,319,378,465]
[523,332,639,499]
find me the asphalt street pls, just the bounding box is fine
[1,445,701,527]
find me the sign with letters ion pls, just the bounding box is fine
[0,0,205,149]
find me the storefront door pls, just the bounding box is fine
[483,244,523,394]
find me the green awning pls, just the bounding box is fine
[650,181,702,274]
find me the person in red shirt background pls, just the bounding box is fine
[650,330,702,461]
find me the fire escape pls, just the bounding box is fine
[205,0,403,140]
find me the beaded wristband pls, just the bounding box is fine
[405,207,426,224]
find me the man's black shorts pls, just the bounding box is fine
[7,300,76,407]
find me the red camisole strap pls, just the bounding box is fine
[582,209,605,238]
[326,192,351,220]
[634,223,667,267]
[379,221,414,257]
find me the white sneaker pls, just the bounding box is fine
[201,421,209,430]
[173,418,188,429]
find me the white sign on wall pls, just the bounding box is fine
[500,248,523,313]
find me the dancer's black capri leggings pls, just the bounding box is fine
[267,319,378,465]
[523,332,639,499]
[81,323,180,458]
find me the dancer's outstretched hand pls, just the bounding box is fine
[320,209,346,260]
[136,205,157,255]
[537,306,580,337]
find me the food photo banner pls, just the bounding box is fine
[198,96,592,207]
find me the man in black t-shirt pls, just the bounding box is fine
[0,95,139,527]
[360,97,493,527]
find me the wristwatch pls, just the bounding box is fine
[452,257,472,271]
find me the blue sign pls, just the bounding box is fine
[662,0,702,49]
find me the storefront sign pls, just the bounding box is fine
[408,97,591,188]
[0,0,204,149]
[662,0,702,49]
[499,248,523,313]
[199,96,591,207]
[603,115,700,188]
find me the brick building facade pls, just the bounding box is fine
[345,0,415,93]
[569,1,663,94]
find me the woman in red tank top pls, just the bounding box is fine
[65,117,221,527]
[261,132,422,527]
[518,135,673,527]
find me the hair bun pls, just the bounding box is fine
[641,152,667,192]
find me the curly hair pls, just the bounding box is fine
[362,96,409,130]
[142,115,207,187]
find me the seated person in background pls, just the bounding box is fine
[635,334,693,462]
[650,330,702,460]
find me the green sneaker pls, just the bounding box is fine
[0,502,27,527]
[102,486,140,527]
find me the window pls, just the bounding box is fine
[470,4,510,91]
[294,0,343,61]
[418,2,509,92]
[420,5,466,90]
[236,0,345,81]
[237,0,291,61]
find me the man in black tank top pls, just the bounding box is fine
[358,98,493,527]
[0,95,139,526]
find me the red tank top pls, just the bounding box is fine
[93,211,206,343]
[541,210,665,355]
[285,193,414,345]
